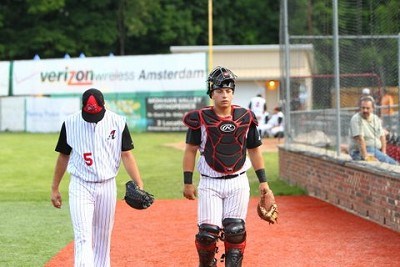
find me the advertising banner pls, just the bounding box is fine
[0,61,10,96]
[26,97,80,132]
[12,53,206,95]
[146,96,209,131]
[0,97,24,131]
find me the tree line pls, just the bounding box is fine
[0,1,398,61]
[0,0,279,60]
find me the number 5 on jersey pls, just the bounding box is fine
[84,152,93,166]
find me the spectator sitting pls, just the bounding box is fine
[349,96,398,165]
[259,106,284,138]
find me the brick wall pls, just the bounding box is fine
[279,146,400,233]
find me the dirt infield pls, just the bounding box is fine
[45,196,400,267]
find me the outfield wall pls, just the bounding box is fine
[0,94,208,132]
[279,145,400,233]
[0,53,209,132]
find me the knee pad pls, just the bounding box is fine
[196,224,220,247]
[222,218,246,244]
[222,219,246,266]
[196,224,220,267]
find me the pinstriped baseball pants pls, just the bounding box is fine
[197,173,250,228]
[69,176,117,267]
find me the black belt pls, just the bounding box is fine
[201,171,246,179]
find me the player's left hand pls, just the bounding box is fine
[258,182,270,195]
[257,183,278,224]
[183,184,197,200]
[124,181,154,210]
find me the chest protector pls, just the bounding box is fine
[184,106,257,174]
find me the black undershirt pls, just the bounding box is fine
[55,122,134,155]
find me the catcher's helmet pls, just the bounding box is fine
[207,66,237,98]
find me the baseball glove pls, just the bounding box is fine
[257,189,278,224]
[124,181,154,210]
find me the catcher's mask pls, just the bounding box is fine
[81,88,106,123]
[207,66,237,98]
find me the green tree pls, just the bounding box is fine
[0,0,118,59]
[212,0,279,44]
[2,0,398,62]
[124,0,204,55]
[0,0,282,59]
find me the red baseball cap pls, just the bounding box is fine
[81,88,106,123]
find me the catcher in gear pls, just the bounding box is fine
[182,66,278,267]
[124,180,154,209]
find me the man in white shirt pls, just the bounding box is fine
[349,96,397,165]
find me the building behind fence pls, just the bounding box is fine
[280,0,400,168]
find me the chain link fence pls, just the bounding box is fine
[279,0,400,165]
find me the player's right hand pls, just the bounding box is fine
[51,190,62,208]
[183,184,197,200]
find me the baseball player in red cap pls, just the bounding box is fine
[182,67,276,266]
[51,88,145,267]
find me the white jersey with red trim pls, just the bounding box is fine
[65,110,126,182]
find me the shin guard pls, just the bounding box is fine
[224,240,246,267]
[222,218,246,267]
[195,224,220,267]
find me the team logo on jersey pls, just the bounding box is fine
[107,130,116,140]
[219,122,236,133]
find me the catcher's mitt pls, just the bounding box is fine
[124,181,154,210]
[257,189,278,224]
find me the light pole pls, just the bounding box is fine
[208,0,213,72]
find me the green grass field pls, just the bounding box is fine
[0,132,304,266]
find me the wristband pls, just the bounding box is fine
[255,169,267,183]
[184,171,193,184]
